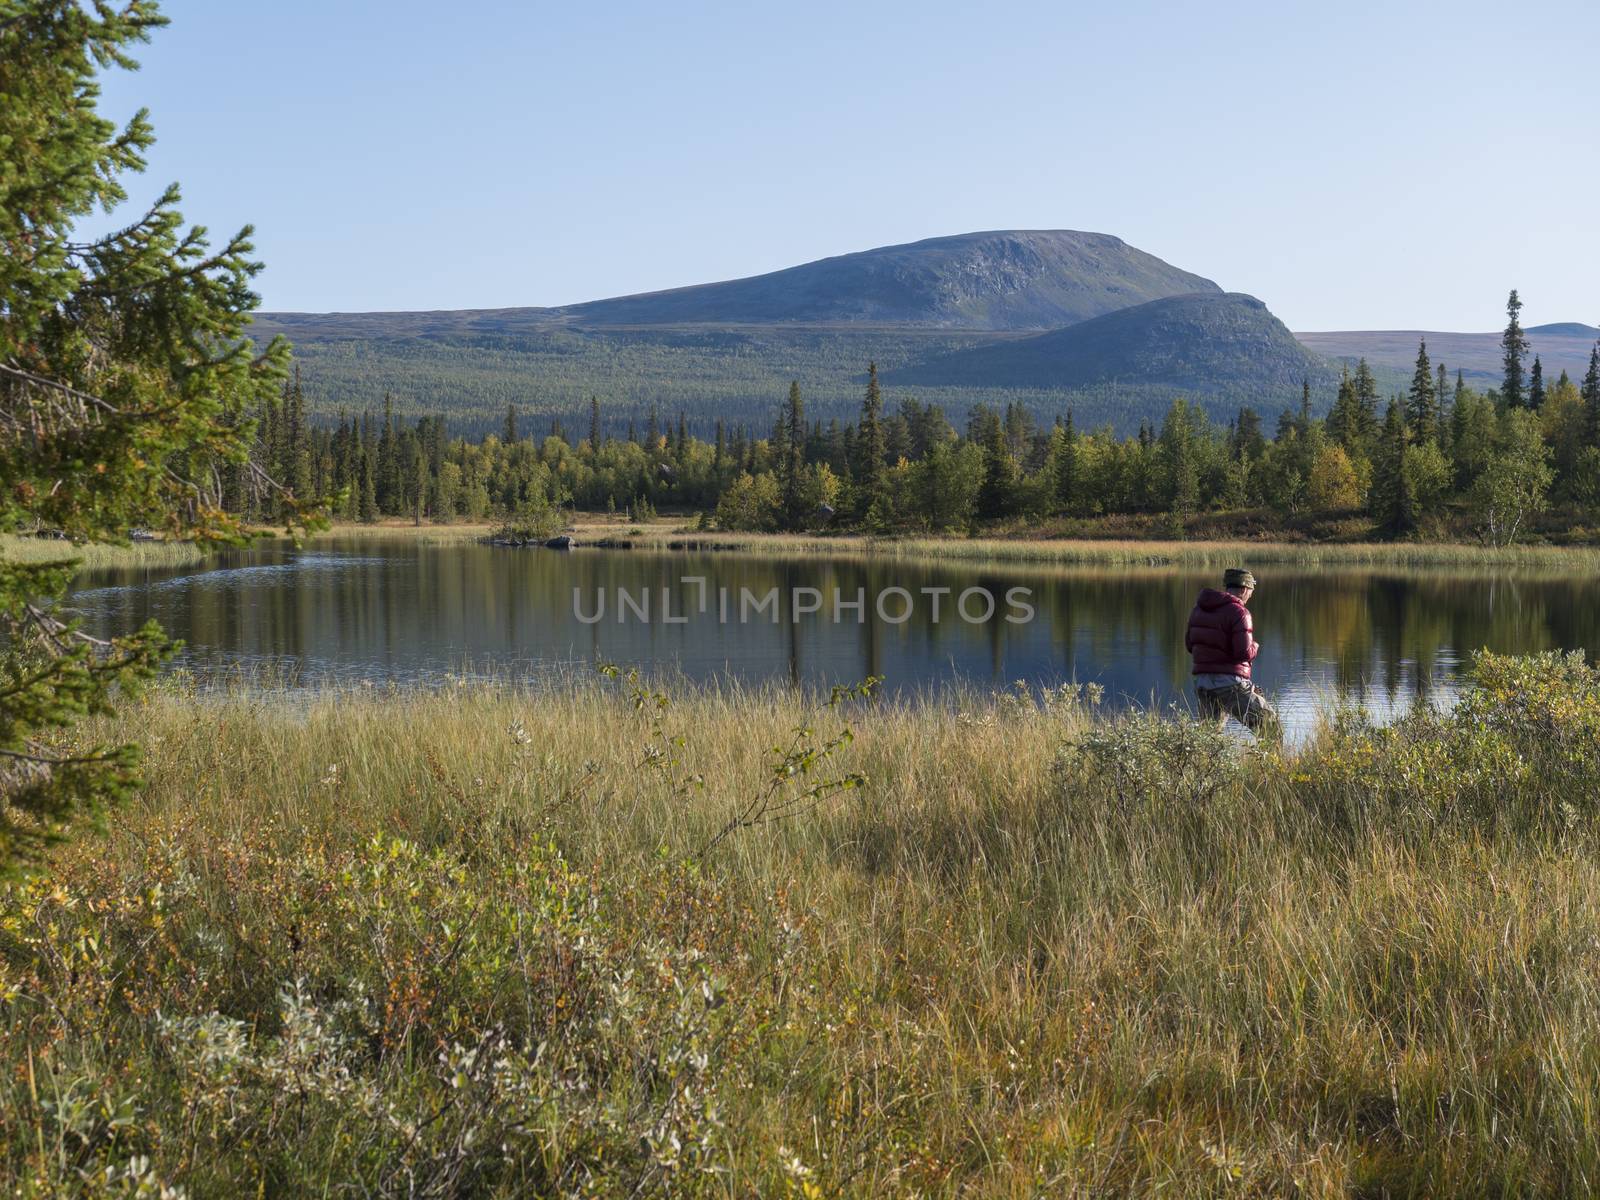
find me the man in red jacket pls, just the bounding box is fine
[1184,567,1278,737]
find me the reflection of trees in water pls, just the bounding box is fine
[71,547,1600,705]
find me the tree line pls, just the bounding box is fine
[237,291,1598,545]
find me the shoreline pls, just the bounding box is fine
[15,517,1600,572]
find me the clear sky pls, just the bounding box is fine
[92,0,1599,330]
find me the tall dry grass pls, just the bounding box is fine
[0,533,205,569]
[4,656,1600,1194]
[600,525,1600,570]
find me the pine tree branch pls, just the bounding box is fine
[0,361,118,413]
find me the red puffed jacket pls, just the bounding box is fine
[1184,588,1258,679]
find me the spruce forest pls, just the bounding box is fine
[255,296,1600,546]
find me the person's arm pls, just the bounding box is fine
[1230,607,1256,664]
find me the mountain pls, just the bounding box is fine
[1294,323,1599,386]
[890,293,1335,401]
[555,231,1220,329]
[246,233,1325,437]
[251,231,1220,343]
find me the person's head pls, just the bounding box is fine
[1223,567,1256,603]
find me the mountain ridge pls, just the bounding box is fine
[891,293,1336,401]
[1293,323,1598,385]
[251,230,1221,339]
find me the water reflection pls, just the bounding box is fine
[66,538,1600,738]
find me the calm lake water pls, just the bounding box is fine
[66,537,1600,738]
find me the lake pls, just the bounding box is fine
[65,536,1600,738]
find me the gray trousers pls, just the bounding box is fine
[1195,680,1278,736]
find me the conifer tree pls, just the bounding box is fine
[1583,346,1600,447]
[1501,289,1529,408]
[1530,356,1545,410]
[1053,409,1079,515]
[1352,359,1380,444]
[588,396,601,450]
[853,363,886,517]
[377,394,401,514]
[1435,361,1452,450]
[503,403,518,445]
[1233,406,1266,461]
[1328,368,1362,455]
[779,381,808,529]
[1407,339,1436,443]
[1159,398,1199,518]
[1370,401,1416,537]
[283,365,312,511]
[0,1,321,868]
[359,444,378,523]
[975,405,1019,519]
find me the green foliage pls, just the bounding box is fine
[1407,338,1437,441]
[1306,442,1362,509]
[1471,408,1553,545]
[0,1,320,873]
[713,472,780,532]
[1502,289,1529,409]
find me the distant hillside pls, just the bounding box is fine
[1294,323,1598,386]
[890,293,1336,405]
[556,231,1220,329]
[252,230,1220,342]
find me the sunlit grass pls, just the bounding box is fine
[594,523,1600,569]
[5,655,1600,1193]
[0,532,206,569]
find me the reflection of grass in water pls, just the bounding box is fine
[0,532,205,568]
[8,654,1600,1193]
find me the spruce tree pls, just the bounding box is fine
[1436,361,1452,450]
[1407,339,1436,443]
[1159,398,1199,518]
[588,396,601,451]
[503,403,518,445]
[0,1,321,868]
[975,406,1019,519]
[854,362,886,517]
[377,394,400,514]
[1530,356,1546,410]
[284,364,312,511]
[1233,406,1266,461]
[1328,368,1361,454]
[1370,401,1416,537]
[779,381,808,529]
[1583,346,1600,447]
[358,444,378,523]
[1353,359,1380,443]
[1054,409,1079,515]
[1501,289,1529,408]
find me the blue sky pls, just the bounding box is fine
[93,0,1599,330]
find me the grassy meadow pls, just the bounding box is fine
[4,653,1600,1194]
